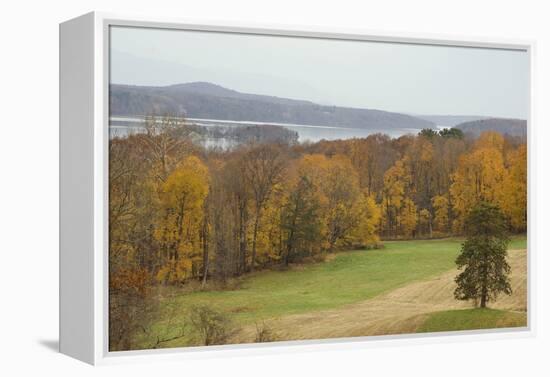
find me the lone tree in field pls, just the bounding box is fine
[454,201,512,308]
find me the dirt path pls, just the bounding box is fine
[232,249,527,343]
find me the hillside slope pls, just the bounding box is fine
[415,114,488,127]
[232,249,526,342]
[455,118,527,137]
[110,82,435,130]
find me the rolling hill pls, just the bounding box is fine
[415,114,488,127]
[110,82,435,130]
[128,237,526,348]
[455,118,527,137]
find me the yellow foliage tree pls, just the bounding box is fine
[475,131,505,152]
[254,187,285,266]
[290,154,380,250]
[432,195,450,233]
[502,144,527,231]
[349,192,382,246]
[320,155,362,250]
[155,156,210,284]
[418,208,432,237]
[399,198,418,238]
[450,132,507,232]
[382,159,414,237]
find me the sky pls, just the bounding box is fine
[110,26,529,119]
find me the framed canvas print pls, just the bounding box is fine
[59,12,534,365]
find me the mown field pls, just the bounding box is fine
[134,236,527,349]
[417,308,527,333]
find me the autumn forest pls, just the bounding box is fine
[109,116,527,351]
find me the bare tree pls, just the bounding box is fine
[137,114,194,182]
[201,194,210,287]
[242,144,287,271]
[223,156,251,274]
[209,164,239,282]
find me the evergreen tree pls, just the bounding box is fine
[439,127,464,139]
[281,175,322,265]
[454,201,512,308]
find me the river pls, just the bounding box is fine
[109,116,428,146]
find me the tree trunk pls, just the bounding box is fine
[480,273,488,308]
[480,290,487,308]
[285,230,295,267]
[201,221,209,287]
[480,254,489,308]
[250,213,260,272]
[238,203,247,274]
[285,243,292,266]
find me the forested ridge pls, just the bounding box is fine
[109,82,435,130]
[109,117,526,350]
[455,118,527,137]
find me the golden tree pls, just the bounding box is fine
[432,195,450,233]
[450,132,507,232]
[155,156,210,284]
[502,144,527,231]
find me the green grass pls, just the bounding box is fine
[134,235,526,348]
[166,239,461,320]
[417,308,527,333]
[508,235,527,250]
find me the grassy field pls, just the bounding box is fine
[417,308,527,333]
[135,236,527,348]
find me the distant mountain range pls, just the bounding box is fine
[454,118,527,137]
[110,82,434,130]
[109,82,526,137]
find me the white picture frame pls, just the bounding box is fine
[59,11,536,365]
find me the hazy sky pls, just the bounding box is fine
[110,26,529,119]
